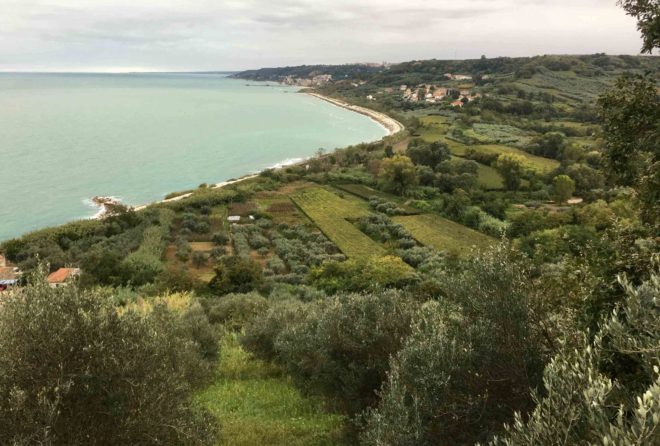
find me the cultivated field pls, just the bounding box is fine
[290,187,385,259]
[392,214,496,256]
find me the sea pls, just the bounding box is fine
[0,73,386,241]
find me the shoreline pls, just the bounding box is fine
[90,92,404,218]
[304,92,404,136]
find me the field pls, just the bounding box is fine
[417,116,559,174]
[475,163,505,189]
[392,214,496,256]
[333,184,419,213]
[198,333,344,446]
[291,187,384,259]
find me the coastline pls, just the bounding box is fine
[304,92,404,136]
[98,92,405,218]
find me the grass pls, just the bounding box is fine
[198,332,345,446]
[392,214,495,257]
[291,187,384,259]
[333,184,419,213]
[475,163,505,189]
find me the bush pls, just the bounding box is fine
[208,256,263,295]
[205,292,269,329]
[486,275,660,446]
[362,246,547,445]
[241,299,308,361]
[0,277,217,445]
[310,255,417,294]
[273,290,418,414]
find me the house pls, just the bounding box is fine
[227,215,241,222]
[433,88,448,98]
[46,268,81,288]
[0,255,21,292]
[366,95,375,101]
[451,100,464,108]
[399,84,407,91]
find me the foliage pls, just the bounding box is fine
[272,291,418,414]
[618,0,660,53]
[493,153,526,190]
[309,255,416,294]
[0,277,217,446]
[487,274,660,445]
[209,255,263,295]
[551,175,575,204]
[205,292,269,330]
[380,155,418,195]
[362,246,547,446]
[407,140,451,170]
[598,73,659,228]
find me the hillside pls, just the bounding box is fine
[2,52,659,445]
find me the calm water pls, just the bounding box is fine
[0,73,386,240]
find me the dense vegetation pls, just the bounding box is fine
[1,3,658,444]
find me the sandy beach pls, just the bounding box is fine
[305,92,405,136]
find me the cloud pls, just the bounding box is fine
[0,0,643,71]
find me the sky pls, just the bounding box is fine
[0,0,644,72]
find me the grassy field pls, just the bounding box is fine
[291,187,384,259]
[475,163,505,189]
[333,184,419,213]
[198,332,345,446]
[417,116,559,174]
[392,214,495,257]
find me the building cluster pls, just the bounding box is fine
[281,74,333,87]
[444,73,472,80]
[0,254,21,291]
[400,84,481,105]
[0,256,82,293]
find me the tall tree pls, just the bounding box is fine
[618,0,660,53]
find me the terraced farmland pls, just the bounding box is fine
[392,214,495,257]
[334,184,419,213]
[291,187,385,259]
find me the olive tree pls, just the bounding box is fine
[0,276,218,446]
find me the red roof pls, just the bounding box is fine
[47,268,79,284]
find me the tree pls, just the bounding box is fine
[487,275,660,446]
[493,153,525,190]
[209,255,263,295]
[380,155,418,195]
[552,175,575,204]
[407,140,451,170]
[531,132,567,159]
[618,0,660,53]
[0,276,217,445]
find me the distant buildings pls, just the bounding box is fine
[444,73,472,80]
[47,268,81,288]
[0,255,21,291]
[282,74,333,87]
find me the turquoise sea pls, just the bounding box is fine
[0,73,386,241]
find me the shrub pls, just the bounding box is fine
[205,292,269,329]
[0,278,217,445]
[273,290,418,414]
[211,231,229,245]
[362,246,547,445]
[209,256,263,295]
[241,299,308,361]
[310,255,417,294]
[486,275,660,446]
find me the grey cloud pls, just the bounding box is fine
[0,0,643,71]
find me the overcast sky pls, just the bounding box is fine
[0,0,643,72]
